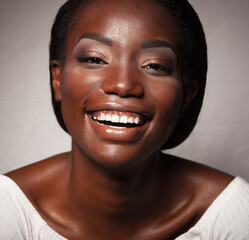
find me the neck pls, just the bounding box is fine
[66,141,162,226]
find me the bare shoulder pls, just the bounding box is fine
[161,153,234,217]
[4,153,72,235]
[5,152,70,198]
[167,154,233,182]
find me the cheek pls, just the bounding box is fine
[149,78,183,117]
[60,64,105,108]
[61,68,93,101]
[148,79,183,144]
[163,84,182,119]
[59,67,100,133]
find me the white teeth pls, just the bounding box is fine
[92,112,142,125]
[106,114,112,121]
[100,113,105,121]
[111,115,119,123]
[120,115,128,124]
[128,117,134,124]
[134,117,139,124]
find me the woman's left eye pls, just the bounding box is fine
[141,63,173,75]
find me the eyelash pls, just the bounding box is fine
[141,63,173,75]
[142,63,172,73]
[76,56,107,65]
[76,52,173,75]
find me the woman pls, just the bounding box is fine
[0,0,249,239]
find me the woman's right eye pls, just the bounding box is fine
[75,49,108,67]
[77,56,107,65]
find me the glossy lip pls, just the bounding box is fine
[85,102,154,142]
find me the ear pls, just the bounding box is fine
[179,80,199,118]
[51,60,62,101]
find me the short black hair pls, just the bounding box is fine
[49,0,207,149]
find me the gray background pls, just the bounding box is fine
[0,0,249,181]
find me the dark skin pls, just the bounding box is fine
[6,0,233,239]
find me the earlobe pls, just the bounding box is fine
[51,60,62,101]
[179,80,199,118]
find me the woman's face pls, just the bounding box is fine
[53,0,186,167]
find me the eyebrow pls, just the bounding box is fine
[75,32,113,46]
[75,32,176,54]
[141,39,176,54]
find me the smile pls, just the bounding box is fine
[89,111,147,128]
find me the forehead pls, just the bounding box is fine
[66,0,179,52]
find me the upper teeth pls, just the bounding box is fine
[93,112,140,125]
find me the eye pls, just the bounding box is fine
[76,56,107,65]
[75,51,108,68]
[142,63,171,72]
[141,58,174,76]
[141,63,173,76]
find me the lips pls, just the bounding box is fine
[85,102,153,142]
[86,102,153,127]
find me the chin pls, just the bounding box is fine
[77,140,159,172]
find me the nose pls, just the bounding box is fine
[101,66,144,98]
